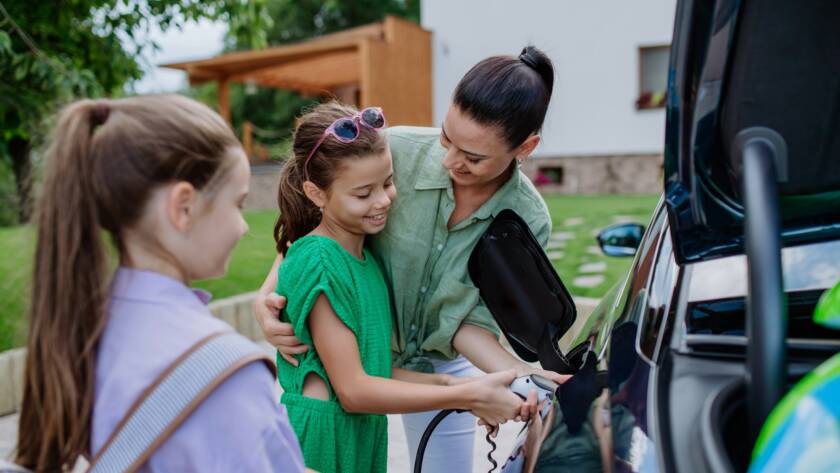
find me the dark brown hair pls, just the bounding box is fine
[274,101,388,254]
[17,94,241,471]
[453,45,554,149]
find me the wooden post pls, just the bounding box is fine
[218,78,231,124]
[242,120,253,160]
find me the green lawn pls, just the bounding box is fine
[0,194,659,351]
[541,194,659,298]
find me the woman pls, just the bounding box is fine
[257,46,565,471]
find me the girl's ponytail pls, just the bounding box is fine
[18,100,111,470]
[274,155,321,255]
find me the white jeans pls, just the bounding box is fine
[402,355,482,472]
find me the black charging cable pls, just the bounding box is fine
[414,409,507,473]
[414,409,459,473]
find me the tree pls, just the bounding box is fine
[217,0,420,158]
[0,0,272,223]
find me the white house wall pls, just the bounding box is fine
[421,0,677,157]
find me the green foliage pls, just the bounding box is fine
[254,0,420,45]
[0,0,272,224]
[0,161,19,226]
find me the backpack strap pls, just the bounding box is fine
[88,331,274,473]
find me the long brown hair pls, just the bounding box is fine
[17,94,241,471]
[274,101,387,254]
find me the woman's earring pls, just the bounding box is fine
[319,207,324,213]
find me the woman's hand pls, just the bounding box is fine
[514,365,572,387]
[254,290,310,366]
[466,369,524,427]
[444,374,477,386]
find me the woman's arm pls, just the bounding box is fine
[308,294,522,426]
[453,324,570,385]
[391,368,456,386]
[254,253,310,365]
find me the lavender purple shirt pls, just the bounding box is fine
[91,268,305,472]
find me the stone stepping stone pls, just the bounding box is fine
[550,231,575,241]
[611,215,637,223]
[547,240,565,250]
[572,275,605,288]
[563,217,584,226]
[546,251,565,260]
[578,262,607,273]
[587,245,603,255]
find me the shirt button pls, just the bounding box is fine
[437,243,443,251]
[420,286,427,293]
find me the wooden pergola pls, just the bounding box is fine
[162,15,432,127]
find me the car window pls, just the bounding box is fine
[688,239,840,303]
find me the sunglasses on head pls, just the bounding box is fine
[304,107,387,181]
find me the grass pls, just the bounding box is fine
[0,194,659,352]
[541,194,659,298]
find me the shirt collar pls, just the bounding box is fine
[414,145,451,190]
[110,267,213,308]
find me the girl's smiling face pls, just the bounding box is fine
[316,149,397,236]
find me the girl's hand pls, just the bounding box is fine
[517,388,539,423]
[254,291,309,366]
[467,369,523,427]
[477,418,501,438]
[478,387,538,425]
[510,365,568,422]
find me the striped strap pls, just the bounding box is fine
[88,332,273,473]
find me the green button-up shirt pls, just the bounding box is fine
[368,126,552,372]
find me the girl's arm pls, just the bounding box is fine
[308,294,522,426]
[452,324,570,386]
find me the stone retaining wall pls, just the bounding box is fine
[522,154,664,194]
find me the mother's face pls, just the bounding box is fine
[439,105,539,189]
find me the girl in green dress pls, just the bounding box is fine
[274,102,532,473]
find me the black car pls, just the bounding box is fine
[465,0,840,471]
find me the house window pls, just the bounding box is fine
[637,45,670,110]
[534,166,564,186]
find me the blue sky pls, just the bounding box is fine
[130,19,226,94]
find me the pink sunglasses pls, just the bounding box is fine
[304,107,387,181]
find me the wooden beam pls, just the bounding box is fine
[218,78,231,124]
[242,120,253,159]
[231,50,359,90]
